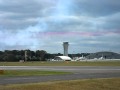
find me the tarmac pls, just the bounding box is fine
[0,66,120,85]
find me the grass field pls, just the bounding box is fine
[0,70,71,77]
[0,61,120,66]
[0,78,120,90]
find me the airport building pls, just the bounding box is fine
[53,42,72,61]
[54,56,72,61]
[63,42,69,56]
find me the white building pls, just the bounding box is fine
[54,56,72,61]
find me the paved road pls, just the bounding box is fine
[0,66,120,85]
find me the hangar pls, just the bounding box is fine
[54,56,72,61]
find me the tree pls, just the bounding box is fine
[0,51,3,55]
[36,50,47,61]
[12,50,19,55]
[26,49,32,61]
[0,51,4,61]
[3,54,17,62]
[19,50,25,56]
[40,50,47,61]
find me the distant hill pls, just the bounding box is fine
[86,51,120,59]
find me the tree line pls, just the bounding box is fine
[0,50,90,62]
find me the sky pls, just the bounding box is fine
[0,0,120,54]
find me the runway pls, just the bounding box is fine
[0,66,120,85]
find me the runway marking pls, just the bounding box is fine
[48,69,120,70]
[5,77,35,81]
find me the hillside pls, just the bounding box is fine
[86,51,120,59]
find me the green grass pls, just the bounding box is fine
[0,78,120,90]
[0,61,120,66]
[0,70,71,77]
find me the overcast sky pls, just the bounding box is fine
[0,0,120,53]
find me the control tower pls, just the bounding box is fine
[63,42,69,56]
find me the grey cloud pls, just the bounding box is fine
[0,0,52,30]
[100,13,120,30]
[74,0,120,17]
[0,0,120,53]
[0,0,47,12]
[0,43,31,51]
